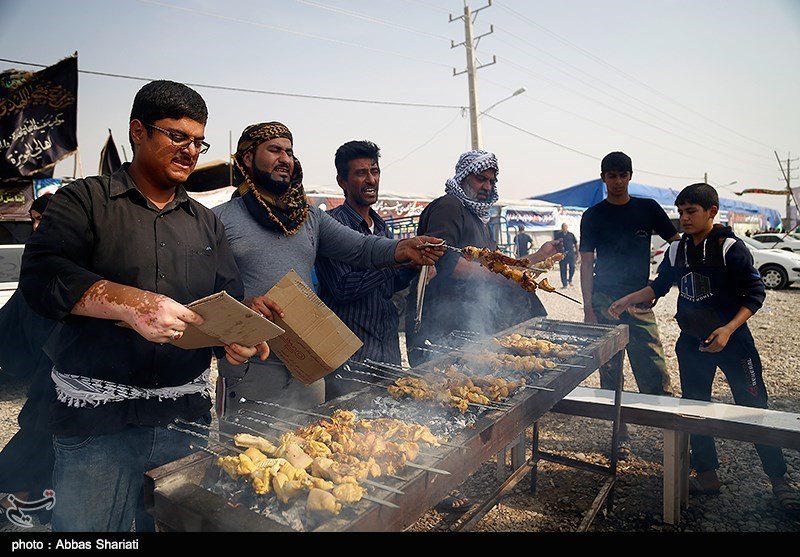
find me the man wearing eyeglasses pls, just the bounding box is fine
[18,80,268,532]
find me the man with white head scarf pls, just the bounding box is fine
[405,149,562,368]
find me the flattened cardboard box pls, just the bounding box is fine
[267,269,362,384]
[173,291,284,349]
[116,291,284,350]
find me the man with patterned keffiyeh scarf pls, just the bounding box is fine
[212,122,445,427]
[405,149,563,369]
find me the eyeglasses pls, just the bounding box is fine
[145,124,210,154]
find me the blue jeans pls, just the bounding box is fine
[51,417,209,532]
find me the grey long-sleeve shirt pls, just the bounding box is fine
[212,199,402,410]
[212,199,399,298]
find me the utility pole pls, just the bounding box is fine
[774,151,799,230]
[450,1,495,150]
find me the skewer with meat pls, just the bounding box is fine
[461,246,564,272]
[356,417,442,447]
[494,333,579,359]
[462,246,533,268]
[462,247,563,294]
[387,371,519,414]
[462,350,559,375]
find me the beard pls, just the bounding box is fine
[252,163,291,196]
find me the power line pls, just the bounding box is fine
[0,58,464,110]
[294,0,451,40]
[483,113,697,181]
[492,0,780,152]
[140,0,453,69]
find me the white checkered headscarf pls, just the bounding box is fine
[444,150,499,223]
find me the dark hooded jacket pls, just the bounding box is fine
[651,224,765,340]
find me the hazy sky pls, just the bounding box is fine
[2,0,798,215]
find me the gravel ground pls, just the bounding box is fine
[2,264,799,533]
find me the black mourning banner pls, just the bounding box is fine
[99,129,122,175]
[0,55,78,179]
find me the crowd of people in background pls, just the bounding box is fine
[1,79,798,533]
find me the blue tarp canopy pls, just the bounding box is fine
[532,179,781,228]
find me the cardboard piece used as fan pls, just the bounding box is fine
[171,291,285,349]
[266,269,362,385]
[118,290,285,350]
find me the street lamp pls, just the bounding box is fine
[472,87,526,149]
[480,87,527,117]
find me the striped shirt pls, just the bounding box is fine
[315,202,407,365]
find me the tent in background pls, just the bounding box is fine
[532,179,782,230]
[184,160,233,192]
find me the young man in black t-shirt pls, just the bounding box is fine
[579,151,680,458]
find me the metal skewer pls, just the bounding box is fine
[414,264,428,333]
[220,417,279,440]
[519,384,555,392]
[334,373,385,389]
[168,423,244,454]
[361,479,405,495]
[424,339,461,352]
[362,494,400,509]
[342,363,398,383]
[188,443,226,459]
[359,359,424,378]
[404,461,451,475]
[544,288,583,305]
[238,398,330,420]
[239,408,305,429]
[364,358,414,373]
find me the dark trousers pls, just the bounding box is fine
[676,329,786,478]
[559,252,576,287]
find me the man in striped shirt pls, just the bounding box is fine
[315,140,415,401]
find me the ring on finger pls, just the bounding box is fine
[171,330,183,340]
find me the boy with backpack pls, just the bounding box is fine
[608,182,800,512]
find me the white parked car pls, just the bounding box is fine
[650,236,800,290]
[0,244,24,309]
[749,233,800,253]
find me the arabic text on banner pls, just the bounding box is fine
[0,55,78,179]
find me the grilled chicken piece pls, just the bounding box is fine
[331,483,365,504]
[537,278,557,292]
[248,457,288,495]
[280,441,314,470]
[233,433,277,455]
[217,455,241,479]
[272,472,306,504]
[307,488,342,517]
[242,447,269,464]
[311,456,359,485]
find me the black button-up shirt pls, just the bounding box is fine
[20,164,243,436]
[315,202,409,365]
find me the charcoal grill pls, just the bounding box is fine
[144,317,628,532]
